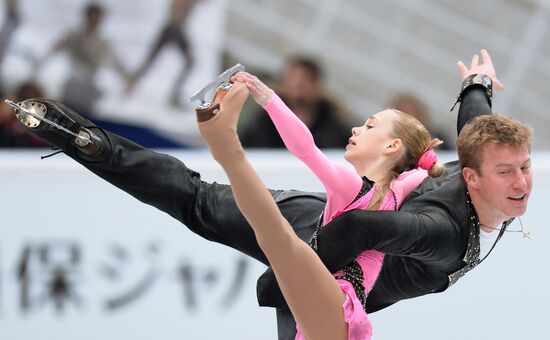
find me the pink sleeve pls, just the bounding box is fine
[262,93,361,209]
[390,169,428,207]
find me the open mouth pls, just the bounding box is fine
[508,194,527,202]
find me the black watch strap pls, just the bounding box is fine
[450,74,493,111]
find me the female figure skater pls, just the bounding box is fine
[196,70,443,339]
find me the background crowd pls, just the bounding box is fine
[2,0,522,151]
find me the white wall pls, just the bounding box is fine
[0,150,549,340]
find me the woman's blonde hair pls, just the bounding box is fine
[390,109,445,178]
[367,109,444,211]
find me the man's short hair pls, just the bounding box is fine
[457,114,532,172]
[84,2,104,18]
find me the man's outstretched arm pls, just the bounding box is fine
[456,49,503,133]
[457,84,492,134]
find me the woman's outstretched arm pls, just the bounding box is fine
[232,71,363,214]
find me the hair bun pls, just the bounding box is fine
[418,149,438,170]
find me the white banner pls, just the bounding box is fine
[1,150,549,340]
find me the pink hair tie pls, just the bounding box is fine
[418,149,438,170]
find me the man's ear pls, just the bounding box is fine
[384,138,403,155]
[462,167,480,190]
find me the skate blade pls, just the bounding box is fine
[189,63,245,107]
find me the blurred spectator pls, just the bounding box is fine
[0,0,20,91]
[127,0,200,108]
[241,56,352,148]
[388,92,454,150]
[36,2,130,114]
[0,80,46,147]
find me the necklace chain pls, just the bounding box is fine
[479,217,532,240]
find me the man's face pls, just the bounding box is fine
[282,66,319,102]
[469,142,532,222]
[86,10,104,32]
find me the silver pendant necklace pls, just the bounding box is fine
[479,217,532,240]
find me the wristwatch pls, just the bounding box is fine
[450,74,493,111]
